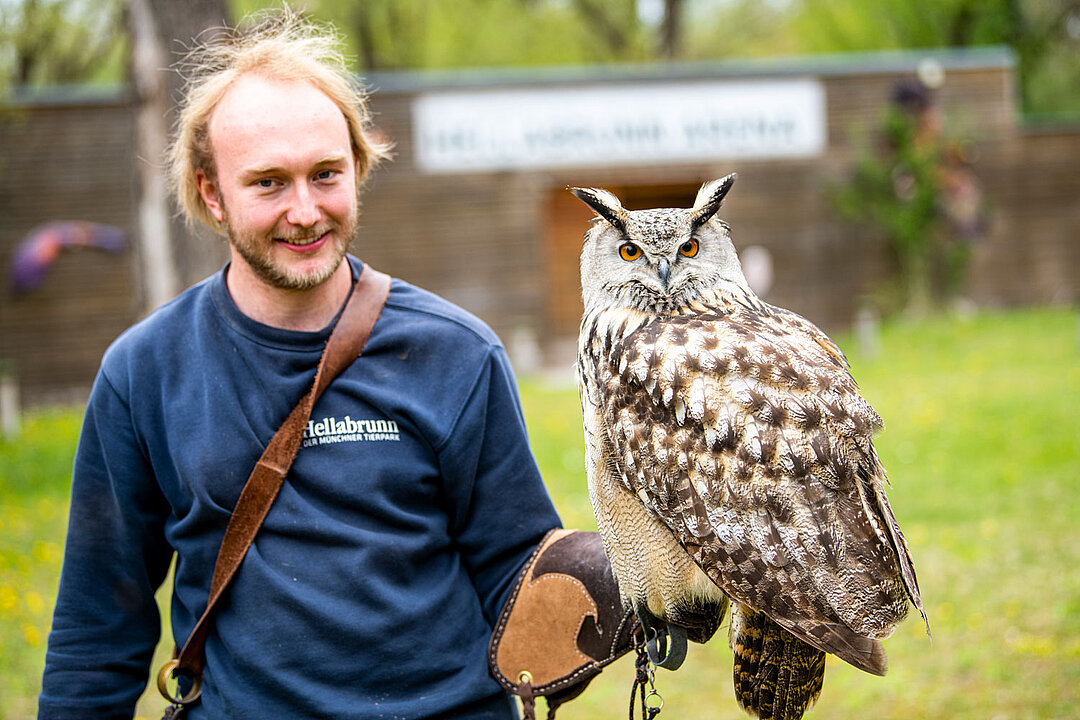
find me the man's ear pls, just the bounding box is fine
[196,169,226,224]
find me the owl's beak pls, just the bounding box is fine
[657,258,670,289]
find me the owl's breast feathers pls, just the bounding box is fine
[578,292,928,675]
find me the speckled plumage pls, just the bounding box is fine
[573,175,928,720]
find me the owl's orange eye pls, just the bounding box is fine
[619,243,642,261]
[679,239,699,258]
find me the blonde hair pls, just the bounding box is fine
[168,9,391,232]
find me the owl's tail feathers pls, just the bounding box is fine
[774,612,888,676]
[730,603,826,720]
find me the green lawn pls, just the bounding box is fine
[2,307,1078,719]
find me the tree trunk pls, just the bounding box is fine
[660,0,686,59]
[128,0,230,315]
[354,2,380,70]
[129,0,180,314]
[574,0,634,56]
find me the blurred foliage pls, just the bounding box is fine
[230,0,660,69]
[0,0,128,89]
[832,98,986,317]
[783,0,1080,115]
[687,0,1080,115]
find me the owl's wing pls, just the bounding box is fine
[594,304,926,674]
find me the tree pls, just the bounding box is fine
[231,0,692,71]
[574,0,688,59]
[344,0,651,70]
[784,0,1080,114]
[129,0,231,313]
[659,0,687,58]
[833,82,987,316]
[0,0,127,88]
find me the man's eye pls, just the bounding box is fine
[258,179,275,188]
[316,170,335,181]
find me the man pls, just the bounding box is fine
[39,12,561,719]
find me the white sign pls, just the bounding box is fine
[413,79,826,174]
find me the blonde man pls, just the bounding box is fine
[39,12,560,719]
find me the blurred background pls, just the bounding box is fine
[1,0,1079,399]
[0,1,1078,719]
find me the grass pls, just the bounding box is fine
[0,409,77,720]
[2,306,1078,719]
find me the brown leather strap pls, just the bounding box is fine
[172,265,392,683]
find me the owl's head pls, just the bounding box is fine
[571,174,751,315]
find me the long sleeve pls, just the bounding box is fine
[38,370,174,719]
[37,266,563,718]
[438,346,562,625]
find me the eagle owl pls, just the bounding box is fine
[572,175,927,720]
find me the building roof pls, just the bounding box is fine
[363,46,1017,94]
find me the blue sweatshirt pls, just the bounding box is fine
[39,257,561,719]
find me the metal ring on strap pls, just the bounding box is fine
[156,659,203,705]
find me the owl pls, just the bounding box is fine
[572,175,928,720]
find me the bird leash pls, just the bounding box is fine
[629,641,665,720]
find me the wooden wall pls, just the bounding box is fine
[0,94,137,405]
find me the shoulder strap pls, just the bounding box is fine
[159,266,392,704]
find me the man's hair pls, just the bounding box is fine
[168,9,392,232]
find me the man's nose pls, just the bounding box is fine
[286,183,320,227]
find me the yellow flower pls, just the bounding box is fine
[23,623,43,647]
[0,584,18,615]
[32,540,57,564]
[25,590,45,616]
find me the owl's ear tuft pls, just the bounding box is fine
[691,173,736,228]
[570,186,628,234]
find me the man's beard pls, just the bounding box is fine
[225,214,356,292]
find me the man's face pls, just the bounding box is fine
[198,74,358,291]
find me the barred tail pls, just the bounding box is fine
[730,603,826,720]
